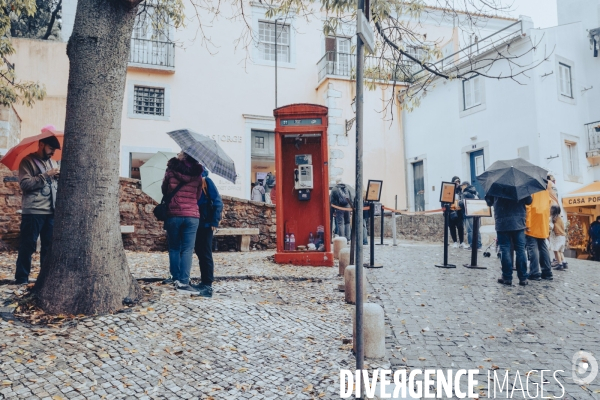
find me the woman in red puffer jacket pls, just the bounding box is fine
[160,152,203,294]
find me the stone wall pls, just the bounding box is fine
[0,106,22,155]
[373,213,445,243]
[0,169,276,252]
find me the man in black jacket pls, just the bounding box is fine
[485,194,533,286]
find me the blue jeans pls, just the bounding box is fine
[15,214,54,283]
[465,218,482,249]
[526,236,552,278]
[497,230,528,282]
[165,217,200,285]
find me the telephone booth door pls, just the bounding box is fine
[273,104,333,267]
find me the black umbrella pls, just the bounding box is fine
[476,158,547,201]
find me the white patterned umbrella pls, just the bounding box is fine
[139,151,177,203]
[167,129,237,183]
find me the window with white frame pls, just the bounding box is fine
[133,86,165,116]
[405,46,427,62]
[258,21,290,62]
[565,141,579,176]
[558,63,573,98]
[463,76,481,110]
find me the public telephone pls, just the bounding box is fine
[294,165,314,189]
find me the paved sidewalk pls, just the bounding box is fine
[365,240,600,399]
[0,251,358,400]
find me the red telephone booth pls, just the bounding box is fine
[273,104,333,267]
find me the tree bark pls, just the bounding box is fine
[34,0,141,315]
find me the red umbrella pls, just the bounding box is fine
[0,126,63,171]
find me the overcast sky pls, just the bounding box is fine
[506,0,558,28]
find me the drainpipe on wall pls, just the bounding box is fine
[401,107,410,210]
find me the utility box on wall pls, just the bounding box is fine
[273,104,333,267]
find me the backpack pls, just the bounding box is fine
[336,187,349,207]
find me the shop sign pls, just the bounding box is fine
[563,196,600,207]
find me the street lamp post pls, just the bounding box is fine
[354,0,368,396]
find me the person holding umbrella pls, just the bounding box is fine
[478,158,547,286]
[161,151,204,294]
[13,128,61,284]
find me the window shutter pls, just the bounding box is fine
[463,80,472,109]
[559,65,566,95]
[572,143,579,175]
[473,77,481,105]
[565,67,572,97]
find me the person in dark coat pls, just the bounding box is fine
[161,152,203,294]
[449,176,466,248]
[193,169,223,298]
[460,181,482,250]
[485,194,533,286]
[590,216,600,262]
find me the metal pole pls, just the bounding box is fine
[369,203,375,266]
[380,207,384,245]
[355,0,366,391]
[393,195,398,246]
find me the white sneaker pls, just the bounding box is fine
[452,242,458,249]
[459,242,467,249]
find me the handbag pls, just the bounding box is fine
[153,181,187,221]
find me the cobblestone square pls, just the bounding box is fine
[1,242,599,399]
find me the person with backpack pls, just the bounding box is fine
[449,176,466,249]
[330,178,353,241]
[192,169,223,298]
[161,151,203,294]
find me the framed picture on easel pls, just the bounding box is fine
[439,181,456,204]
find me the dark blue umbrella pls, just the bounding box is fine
[167,129,237,183]
[477,158,547,201]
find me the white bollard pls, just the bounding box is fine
[392,212,397,246]
[339,248,350,276]
[353,303,386,359]
[333,237,347,260]
[344,265,367,304]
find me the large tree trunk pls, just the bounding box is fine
[35,0,142,315]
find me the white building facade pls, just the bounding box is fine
[52,1,516,208]
[403,0,600,213]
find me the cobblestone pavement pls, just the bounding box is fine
[0,251,336,282]
[366,240,600,399]
[0,251,364,400]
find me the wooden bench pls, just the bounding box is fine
[214,228,259,252]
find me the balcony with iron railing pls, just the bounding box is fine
[317,51,418,83]
[411,20,525,79]
[129,38,175,70]
[586,121,600,157]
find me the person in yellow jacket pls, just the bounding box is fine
[525,186,554,281]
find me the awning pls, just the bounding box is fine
[562,181,600,207]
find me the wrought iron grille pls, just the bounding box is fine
[133,86,165,116]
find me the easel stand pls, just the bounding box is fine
[463,217,487,269]
[435,204,456,268]
[365,201,383,268]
